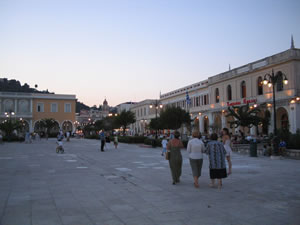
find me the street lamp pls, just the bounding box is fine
[263,69,288,154]
[149,100,163,139]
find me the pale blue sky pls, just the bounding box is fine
[0,0,299,106]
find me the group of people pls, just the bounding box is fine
[99,131,118,151]
[164,128,232,189]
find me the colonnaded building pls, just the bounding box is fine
[160,43,300,136]
[0,92,76,134]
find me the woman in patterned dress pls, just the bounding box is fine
[207,133,227,189]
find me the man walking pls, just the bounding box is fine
[99,131,105,152]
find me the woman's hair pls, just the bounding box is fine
[174,131,180,139]
[192,130,200,138]
[223,128,230,136]
[210,133,218,140]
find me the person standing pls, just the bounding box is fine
[66,131,70,142]
[187,131,205,188]
[207,133,227,189]
[167,131,184,185]
[99,131,105,152]
[113,135,118,149]
[0,132,3,144]
[161,136,168,156]
[222,128,232,175]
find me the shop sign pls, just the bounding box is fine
[227,98,257,107]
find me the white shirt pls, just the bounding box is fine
[161,139,168,148]
[187,138,205,159]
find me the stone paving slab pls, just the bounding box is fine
[0,138,300,225]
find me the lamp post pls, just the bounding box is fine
[263,69,288,154]
[149,100,163,139]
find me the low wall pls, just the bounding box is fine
[232,144,300,159]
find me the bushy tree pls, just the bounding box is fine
[115,110,136,134]
[41,118,57,136]
[0,120,22,140]
[156,106,191,130]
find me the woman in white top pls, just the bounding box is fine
[187,131,205,188]
[222,128,232,175]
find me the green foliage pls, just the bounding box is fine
[226,104,261,128]
[149,118,162,130]
[156,106,191,130]
[102,117,118,132]
[0,78,52,93]
[288,130,300,149]
[117,136,146,143]
[115,110,136,134]
[76,101,90,113]
[41,118,57,135]
[0,120,23,138]
[144,138,162,147]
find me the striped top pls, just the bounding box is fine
[207,140,227,169]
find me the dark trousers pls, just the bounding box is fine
[101,140,105,151]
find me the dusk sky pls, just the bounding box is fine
[0,0,299,107]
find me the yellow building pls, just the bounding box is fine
[0,92,76,134]
[32,93,76,133]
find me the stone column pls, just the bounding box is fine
[14,99,18,114]
[221,113,226,129]
[208,113,213,134]
[289,104,296,133]
[30,99,33,113]
[199,115,203,133]
[29,119,33,132]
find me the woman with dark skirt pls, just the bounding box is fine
[167,131,184,185]
[207,133,227,189]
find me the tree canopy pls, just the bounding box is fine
[226,104,261,128]
[151,106,191,130]
[115,110,136,134]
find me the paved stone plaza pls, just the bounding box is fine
[0,139,299,225]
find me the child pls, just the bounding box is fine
[263,144,267,156]
[161,136,168,156]
[56,133,64,153]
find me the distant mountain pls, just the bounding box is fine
[76,101,90,113]
[0,77,91,113]
[0,78,53,94]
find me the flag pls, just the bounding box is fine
[186,91,191,105]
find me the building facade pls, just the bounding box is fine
[160,47,300,136]
[0,92,76,134]
[129,99,161,135]
[76,99,110,126]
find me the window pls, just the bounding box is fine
[241,81,246,98]
[215,88,220,103]
[196,97,199,107]
[227,85,232,101]
[144,107,146,116]
[64,103,71,113]
[277,75,283,92]
[257,77,263,95]
[51,103,58,112]
[37,103,44,112]
[204,95,207,105]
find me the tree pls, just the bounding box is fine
[41,118,57,136]
[115,110,136,134]
[226,104,261,130]
[158,106,191,130]
[0,120,22,140]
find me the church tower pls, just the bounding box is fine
[102,98,109,112]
